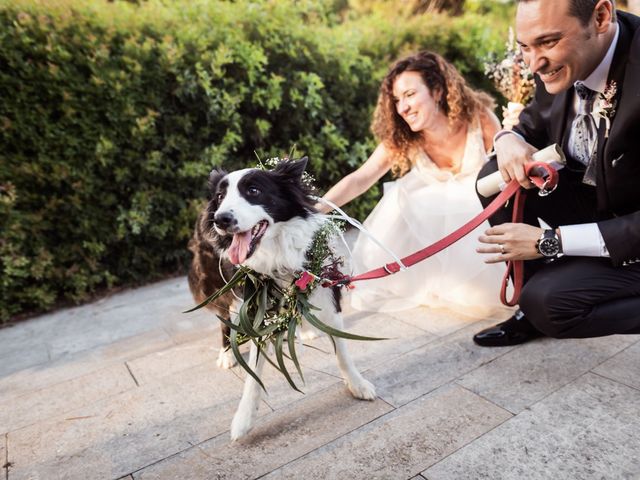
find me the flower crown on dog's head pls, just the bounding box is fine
[255,155,318,193]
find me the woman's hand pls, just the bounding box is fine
[494,133,538,189]
[477,223,544,263]
[318,143,393,213]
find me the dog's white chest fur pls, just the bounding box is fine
[245,214,327,279]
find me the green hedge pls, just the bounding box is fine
[0,0,511,320]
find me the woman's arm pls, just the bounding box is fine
[316,143,394,213]
[479,107,501,153]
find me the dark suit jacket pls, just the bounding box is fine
[514,11,640,267]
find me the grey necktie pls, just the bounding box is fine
[568,82,598,186]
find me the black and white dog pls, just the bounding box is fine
[188,158,376,440]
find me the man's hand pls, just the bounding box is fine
[495,133,539,189]
[477,223,544,264]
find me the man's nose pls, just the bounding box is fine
[526,50,546,75]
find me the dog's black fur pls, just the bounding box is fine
[187,169,236,359]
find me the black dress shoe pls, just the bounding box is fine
[473,312,542,347]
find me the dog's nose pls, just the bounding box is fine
[214,212,236,230]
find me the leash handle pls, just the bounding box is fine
[499,181,528,306]
[500,161,558,306]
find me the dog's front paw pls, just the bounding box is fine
[230,409,255,441]
[217,349,237,369]
[346,377,376,401]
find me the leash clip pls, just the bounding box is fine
[322,275,352,288]
[537,178,557,197]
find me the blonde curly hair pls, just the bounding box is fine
[371,51,495,177]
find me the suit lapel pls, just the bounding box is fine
[551,90,571,148]
[596,14,634,209]
[601,16,632,159]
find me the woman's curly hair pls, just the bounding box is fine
[371,51,495,177]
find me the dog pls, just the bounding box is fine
[188,157,376,440]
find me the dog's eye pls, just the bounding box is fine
[247,186,260,197]
[216,192,225,203]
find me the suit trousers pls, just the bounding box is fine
[477,160,640,338]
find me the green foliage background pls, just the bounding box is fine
[0,0,513,321]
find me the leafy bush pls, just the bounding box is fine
[0,0,512,320]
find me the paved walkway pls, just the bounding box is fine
[1,276,639,480]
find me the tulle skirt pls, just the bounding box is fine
[349,167,511,319]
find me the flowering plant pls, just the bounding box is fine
[592,80,617,138]
[484,28,536,129]
[186,157,381,392]
[257,155,318,191]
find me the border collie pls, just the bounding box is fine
[188,158,376,440]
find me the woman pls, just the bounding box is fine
[320,51,509,317]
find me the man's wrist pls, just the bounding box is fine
[492,129,526,149]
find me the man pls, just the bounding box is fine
[474,0,640,346]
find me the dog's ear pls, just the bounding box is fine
[208,168,226,193]
[273,157,308,180]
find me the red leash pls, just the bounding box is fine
[325,162,559,307]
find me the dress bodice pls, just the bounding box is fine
[412,118,487,182]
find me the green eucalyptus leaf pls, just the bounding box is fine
[252,320,282,337]
[296,293,321,311]
[238,290,261,337]
[251,338,287,377]
[302,308,386,341]
[287,317,304,383]
[182,267,246,313]
[275,331,302,393]
[217,315,241,332]
[253,282,268,329]
[230,328,266,392]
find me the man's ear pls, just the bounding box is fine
[273,157,308,180]
[593,0,614,33]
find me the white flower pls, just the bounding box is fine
[501,101,525,130]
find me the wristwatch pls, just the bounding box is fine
[536,229,562,258]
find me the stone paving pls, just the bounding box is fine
[1,276,639,480]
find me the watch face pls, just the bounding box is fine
[539,237,561,257]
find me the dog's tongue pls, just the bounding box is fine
[228,230,252,265]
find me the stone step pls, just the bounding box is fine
[424,373,640,480]
[133,382,394,480]
[260,384,512,480]
[7,361,246,480]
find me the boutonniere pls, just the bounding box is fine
[592,81,617,138]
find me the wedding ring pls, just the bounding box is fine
[499,244,505,254]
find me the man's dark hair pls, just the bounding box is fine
[518,0,617,25]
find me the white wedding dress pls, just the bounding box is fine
[349,120,510,318]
